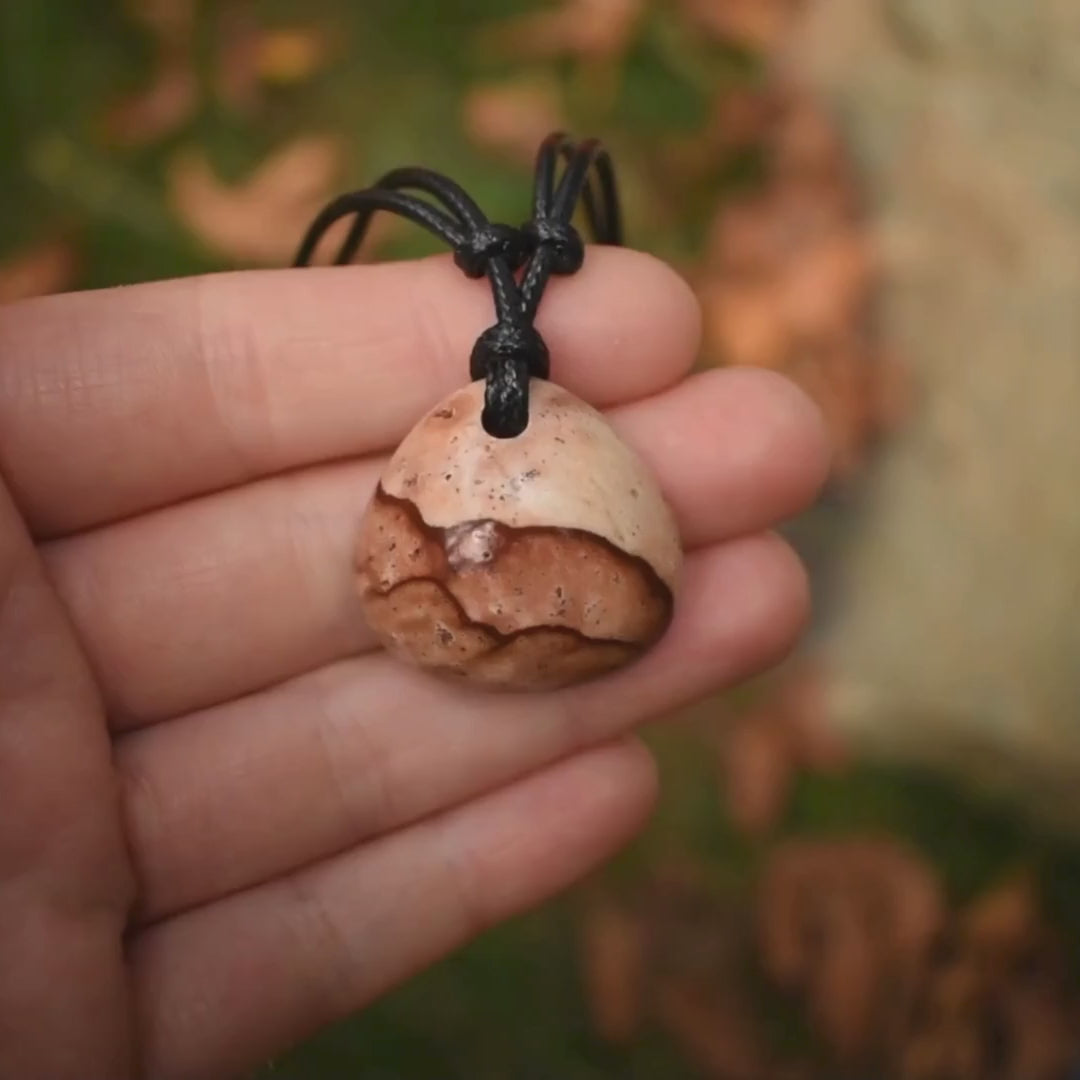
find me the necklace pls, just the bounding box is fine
[295,133,682,691]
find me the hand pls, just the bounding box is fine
[0,249,827,1079]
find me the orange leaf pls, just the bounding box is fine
[710,87,783,151]
[478,0,644,61]
[773,660,849,773]
[462,79,565,166]
[808,920,880,1061]
[960,872,1042,958]
[778,231,871,340]
[700,278,789,368]
[578,893,646,1044]
[257,28,328,85]
[757,838,945,1001]
[167,137,347,265]
[676,0,803,53]
[104,58,198,145]
[0,238,79,304]
[125,0,195,46]
[721,714,794,836]
[655,981,768,1080]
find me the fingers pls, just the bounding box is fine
[130,738,657,1080]
[49,459,374,728]
[612,366,828,543]
[0,481,134,1079]
[47,367,828,726]
[0,249,701,538]
[119,534,808,922]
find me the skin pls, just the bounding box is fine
[0,247,829,1080]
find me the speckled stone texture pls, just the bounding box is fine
[356,378,682,690]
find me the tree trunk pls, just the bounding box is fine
[792,0,1080,825]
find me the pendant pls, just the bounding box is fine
[294,131,683,691]
[355,378,681,691]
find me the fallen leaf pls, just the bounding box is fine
[773,660,849,773]
[126,0,195,46]
[462,79,565,166]
[786,339,878,481]
[645,867,751,985]
[655,980,768,1080]
[215,4,262,112]
[710,86,784,151]
[779,230,872,341]
[478,0,644,61]
[707,185,851,279]
[706,196,787,277]
[899,1019,987,1080]
[716,665,847,837]
[700,84,880,478]
[215,11,328,113]
[1002,982,1078,1080]
[897,885,1080,1080]
[257,27,328,85]
[104,58,198,145]
[772,177,860,254]
[721,713,793,836]
[870,348,917,433]
[0,238,79,304]
[700,278,789,368]
[773,93,848,181]
[676,0,803,53]
[578,892,646,1044]
[758,838,945,1057]
[960,872,1042,959]
[168,136,347,264]
[809,916,880,1061]
[107,0,200,144]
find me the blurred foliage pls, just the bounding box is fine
[0,0,760,287]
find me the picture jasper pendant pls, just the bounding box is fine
[295,133,682,690]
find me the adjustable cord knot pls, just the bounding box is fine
[294,133,622,440]
[453,223,531,279]
[522,217,584,274]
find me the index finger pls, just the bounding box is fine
[0,248,701,539]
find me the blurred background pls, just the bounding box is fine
[5,0,1080,1076]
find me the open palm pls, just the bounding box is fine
[0,249,827,1080]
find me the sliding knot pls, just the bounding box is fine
[522,217,584,274]
[453,223,531,279]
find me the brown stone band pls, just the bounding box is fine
[356,485,675,690]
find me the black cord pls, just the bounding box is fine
[292,132,623,438]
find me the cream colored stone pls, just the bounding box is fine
[378,378,682,589]
[355,378,683,691]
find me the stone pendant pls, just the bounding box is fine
[356,378,682,691]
